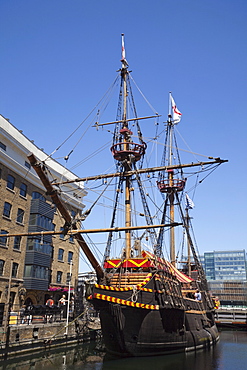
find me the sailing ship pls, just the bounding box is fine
[27,35,227,356]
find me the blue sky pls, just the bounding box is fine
[1,1,247,272]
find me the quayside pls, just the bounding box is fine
[11,34,227,357]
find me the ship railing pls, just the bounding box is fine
[109,272,148,288]
[157,179,186,193]
[110,142,146,162]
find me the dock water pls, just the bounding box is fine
[0,316,101,359]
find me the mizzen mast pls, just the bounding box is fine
[157,93,185,266]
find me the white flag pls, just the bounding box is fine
[186,193,195,209]
[171,94,182,123]
[121,33,128,66]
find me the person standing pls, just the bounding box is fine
[45,296,54,323]
[59,295,67,319]
[194,290,202,301]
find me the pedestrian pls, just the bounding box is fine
[59,295,67,319]
[194,289,202,301]
[26,303,33,324]
[19,305,26,324]
[45,296,54,323]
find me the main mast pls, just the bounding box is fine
[121,34,132,259]
[110,34,146,260]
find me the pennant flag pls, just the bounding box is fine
[170,94,182,123]
[121,33,128,66]
[185,193,195,209]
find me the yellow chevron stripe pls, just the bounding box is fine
[127,259,149,267]
[105,258,149,268]
[106,260,122,268]
[93,293,159,310]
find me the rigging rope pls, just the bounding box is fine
[43,75,119,163]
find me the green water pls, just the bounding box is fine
[1,330,247,370]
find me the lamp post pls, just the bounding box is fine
[3,259,13,350]
[65,259,73,335]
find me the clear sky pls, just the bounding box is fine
[1,0,247,272]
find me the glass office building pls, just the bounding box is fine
[203,250,247,307]
[204,250,247,281]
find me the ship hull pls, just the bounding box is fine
[90,256,219,357]
[93,300,219,357]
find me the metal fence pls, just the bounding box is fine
[0,303,70,326]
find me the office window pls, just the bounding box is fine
[70,210,76,242]
[68,251,73,263]
[0,230,8,247]
[12,262,18,278]
[58,248,64,261]
[0,260,5,276]
[20,183,27,197]
[13,236,21,250]
[24,161,31,169]
[6,174,15,190]
[32,191,45,201]
[16,208,24,224]
[3,202,12,218]
[0,142,6,151]
[57,271,63,283]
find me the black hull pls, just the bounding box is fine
[91,257,219,357]
[93,301,219,357]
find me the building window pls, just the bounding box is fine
[3,202,12,218]
[24,265,31,277]
[60,227,65,240]
[0,260,5,276]
[26,238,52,255]
[24,161,31,169]
[32,191,46,202]
[58,248,64,261]
[0,142,6,151]
[12,262,18,278]
[16,208,24,224]
[20,183,27,197]
[0,230,8,247]
[68,251,73,263]
[70,210,76,242]
[6,174,15,190]
[24,265,48,279]
[57,271,63,283]
[29,214,53,229]
[14,236,21,250]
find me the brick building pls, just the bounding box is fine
[0,114,87,309]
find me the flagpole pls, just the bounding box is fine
[168,92,172,118]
